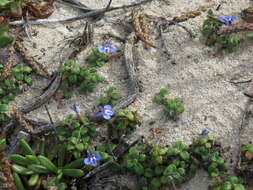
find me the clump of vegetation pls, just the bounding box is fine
[108,109,140,143]
[201,10,241,53]
[99,87,122,106]
[0,0,24,18]
[123,141,197,190]
[86,48,108,67]
[123,135,246,190]
[59,60,103,98]
[0,64,33,123]
[154,88,184,121]
[11,139,84,190]
[57,114,97,159]
[236,143,253,185]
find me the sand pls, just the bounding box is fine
[8,0,253,189]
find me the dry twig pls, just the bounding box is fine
[9,0,156,25]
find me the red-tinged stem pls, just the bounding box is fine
[218,23,253,34]
[244,92,253,98]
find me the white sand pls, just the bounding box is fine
[10,0,253,189]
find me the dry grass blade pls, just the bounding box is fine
[12,106,34,133]
[0,45,15,82]
[173,5,213,23]
[14,41,50,79]
[132,7,157,48]
[218,23,253,34]
[0,132,16,190]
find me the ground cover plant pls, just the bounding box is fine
[154,88,184,121]
[1,0,253,190]
[0,63,33,123]
[202,10,253,55]
[59,60,103,98]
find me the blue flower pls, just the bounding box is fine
[71,104,81,115]
[219,16,237,27]
[84,151,102,167]
[98,42,117,54]
[96,105,115,120]
[201,129,209,136]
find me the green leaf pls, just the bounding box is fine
[68,74,77,84]
[111,93,122,100]
[75,143,85,151]
[159,88,170,96]
[180,151,190,161]
[0,137,6,148]
[144,168,153,178]
[23,66,33,73]
[134,163,144,175]
[0,104,8,112]
[126,159,134,168]
[151,178,161,189]
[233,184,245,190]
[0,0,10,6]
[0,35,13,48]
[0,23,9,34]
[246,32,253,39]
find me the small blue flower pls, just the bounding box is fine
[71,104,81,115]
[95,105,115,120]
[219,16,237,27]
[98,42,117,54]
[201,129,209,136]
[84,151,102,167]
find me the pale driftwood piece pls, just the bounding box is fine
[17,73,62,113]
[9,0,156,25]
[112,32,139,112]
[157,22,176,64]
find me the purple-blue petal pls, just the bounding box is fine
[103,105,112,110]
[95,154,102,161]
[84,158,91,165]
[71,104,80,115]
[104,109,114,116]
[219,16,237,26]
[98,46,105,53]
[109,45,117,53]
[104,47,110,54]
[201,129,209,136]
[88,151,95,157]
[95,111,103,117]
[103,114,111,120]
[90,159,97,166]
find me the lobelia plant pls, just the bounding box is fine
[86,42,118,67]
[59,60,103,98]
[191,135,245,190]
[154,88,184,121]
[124,141,198,190]
[108,109,140,143]
[57,114,97,159]
[123,135,246,190]
[86,48,108,67]
[201,10,242,53]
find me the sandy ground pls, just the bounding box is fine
[9,0,253,189]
